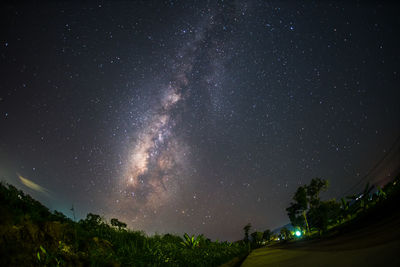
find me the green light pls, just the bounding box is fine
[295,230,301,237]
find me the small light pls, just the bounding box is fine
[295,230,301,237]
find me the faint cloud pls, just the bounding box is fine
[17,173,49,195]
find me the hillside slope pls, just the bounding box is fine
[0,182,246,266]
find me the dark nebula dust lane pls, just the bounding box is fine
[0,1,399,241]
[110,9,238,231]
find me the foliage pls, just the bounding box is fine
[376,186,387,200]
[3,173,399,266]
[243,223,251,243]
[286,178,329,233]
[279,227,292,241]
[359,183,374,211]
[286,186,309,231]
[110,218,127,230]
[308,199,341,233]
[0,181,247,266]
[307,178,329,206]
[339,197,350,221]
[250,231,263,247]
[0,182,53,224]
[286,175,400,238]
[262,229,272,243]
[180,233,201,249]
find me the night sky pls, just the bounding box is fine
[1,1,399,241]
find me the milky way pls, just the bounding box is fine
[111,13,229,226]
[122,80,186,207]
[1,1,399,241]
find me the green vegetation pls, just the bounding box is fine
[0,182,247,266]
[241,223,274,250]
[279,227,292,241]
[284,176,400,238]
[286,178,330,234]
[2,174,399,266]
[241,175,400,267]
[242,175,400,250]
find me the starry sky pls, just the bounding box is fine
[1,1,399,241]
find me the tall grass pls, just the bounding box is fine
[0,182,247,266]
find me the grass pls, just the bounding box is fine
[0,182,247,266]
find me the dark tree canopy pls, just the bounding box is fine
[286,178,329,232]
[111,218,127,230]
[243,223,251,242]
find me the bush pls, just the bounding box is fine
[0,181,246,266]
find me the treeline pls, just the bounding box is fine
[286,176,399,236]
[0,182,247,266]
[2,174,399,265]
[242,175,400,247]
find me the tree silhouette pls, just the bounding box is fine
[286,186,310,232]
[279,227,291,241]
[308,199,341,233]
[262,229,272,243]
[308,178,329,207]
[243,223,251,243]
[110,218,127,230]
[286,178,329,233]
[250,231,263,247]
[80,213,104,231]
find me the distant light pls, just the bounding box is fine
[295,230,301,237]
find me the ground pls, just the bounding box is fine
[242,200,400,266]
